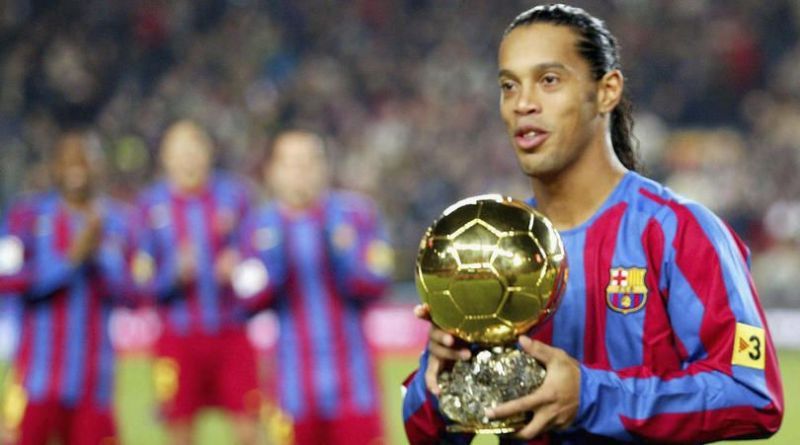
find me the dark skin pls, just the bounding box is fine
[420,23,627,440]
[52,133,104,266]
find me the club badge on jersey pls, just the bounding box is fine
[253,227,280,251]
[366,240,394,277]
[606,267,648,314]
[332,223,357,251]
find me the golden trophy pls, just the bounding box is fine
[416,194,567,434]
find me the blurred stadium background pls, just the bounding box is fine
[1,0,799,443]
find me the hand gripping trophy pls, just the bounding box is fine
[416,194,567,434]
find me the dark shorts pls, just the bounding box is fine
[154,328,261,422]
[16,400,116,445]
[290,412,385,445]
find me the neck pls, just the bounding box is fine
[172,182,206,197]
[531,138,627,231]
[62,193,94,213]
[276,189,326,214]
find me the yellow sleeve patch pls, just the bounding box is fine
[131,250,155,286]
[366,240,394,277]
[731,322,766,370]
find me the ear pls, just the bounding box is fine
[597,69,624,114]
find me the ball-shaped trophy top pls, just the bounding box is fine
[415,194,567,344]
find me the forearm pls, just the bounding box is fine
[26,257,80,300]
[152,269,183,303]
[334,238,393,299]
[402,352,473,445]
[574,363,781,442]
[0,273,29,294]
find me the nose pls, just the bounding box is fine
[514,84,541,115]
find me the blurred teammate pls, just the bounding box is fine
[403,4,783,444]
[0,131,134,445]
[135,120,260,445]
[233,130,394,445]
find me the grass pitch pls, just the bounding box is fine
[2,350,798,444]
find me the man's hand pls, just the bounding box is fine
[413,304,471,395]
[68,208,103,265]
[485,336,580,439]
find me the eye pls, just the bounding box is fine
[540,73,560,87]
[499,79,517,92]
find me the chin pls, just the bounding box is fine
[518,161,560,181]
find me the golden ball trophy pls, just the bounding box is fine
[415,194,567,434]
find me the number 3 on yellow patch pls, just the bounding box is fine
[731,322,766,370]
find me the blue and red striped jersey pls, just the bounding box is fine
[236,191,393,421]
[135,172,252,336]
[403,172,783,444]
[0,192,135,409]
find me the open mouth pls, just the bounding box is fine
[514,126,549,151]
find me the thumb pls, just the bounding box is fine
[413,304,432,321]
[424,354,443,395]
[519,336,556,364]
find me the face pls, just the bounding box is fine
[267,131,328,209]
[498,23,605,180]
[161,121,213,193]
[53,133,98,202]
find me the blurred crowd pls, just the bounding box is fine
[1,0,799,306]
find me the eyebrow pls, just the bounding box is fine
[498,62,569,78]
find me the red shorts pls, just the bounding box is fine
[15,400,116,445]
[291,413,385,445]
[154,328,261,422]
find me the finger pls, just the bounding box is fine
[514,408,554,440]
[429,328,454,347]
[413,304,432,321]
[485,391,547,420]
[519,336,556,365]
[424,355,442,395]
[428,329,471,360]
[429,341,470,361]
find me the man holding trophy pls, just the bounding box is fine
[403,4,783,444]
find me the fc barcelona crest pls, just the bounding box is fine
[606,267,648,314]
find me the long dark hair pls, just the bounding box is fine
[504,4,640,171]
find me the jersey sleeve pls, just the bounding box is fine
[0,201,33,295]
[132,198,181,304]
[402,350,476,445]
[231,208,287,313]
[28,251,81,300]
[402,351,548,445]
[325,194,394,300]
[95,203,138,306]
[0,198,82,300]
[572,201,783,442]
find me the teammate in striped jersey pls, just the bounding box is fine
[135,120,260,445]
[0,131,134,445]
[233,130,394,445]
[402,4,783,444]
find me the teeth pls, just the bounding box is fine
[524,130,537,139]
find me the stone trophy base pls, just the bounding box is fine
[438,346,546,434]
